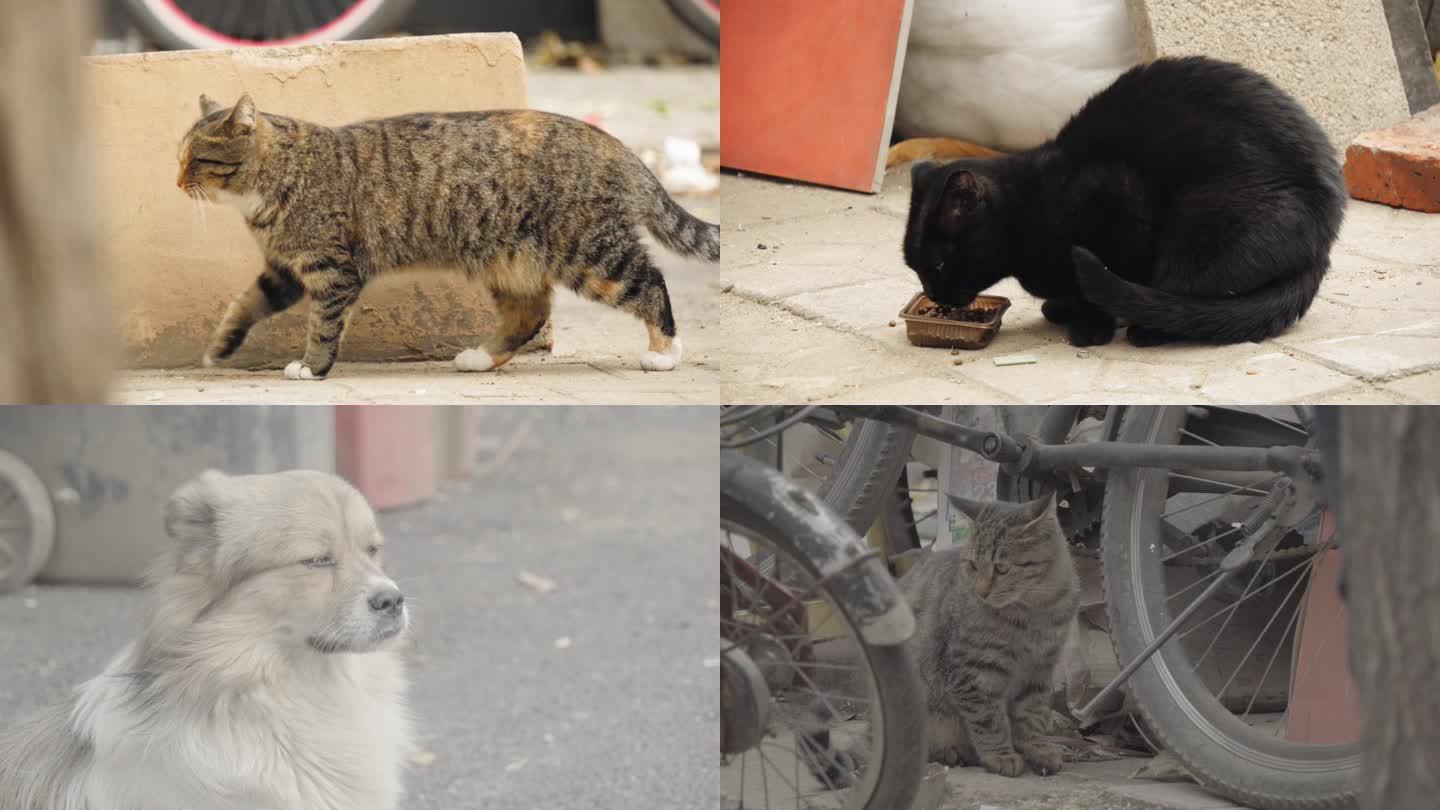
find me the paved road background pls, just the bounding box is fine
[0,406,718,809]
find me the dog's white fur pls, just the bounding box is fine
[0,470,412,810]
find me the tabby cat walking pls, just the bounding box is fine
[901,494,1080,777]
[178,95,718,379]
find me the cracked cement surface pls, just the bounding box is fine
[931,759,1248,809]
[109,66,720,405]
[719,169,1440,404]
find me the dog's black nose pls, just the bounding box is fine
[368,587,405,614]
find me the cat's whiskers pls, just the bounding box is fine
[185,184,210,232]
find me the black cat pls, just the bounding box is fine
[903,56,1346,347]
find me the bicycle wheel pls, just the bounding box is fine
[664,0,720,45]
[123,0,414,50]
[0,450,55,595]
[1101,406,1358,809]
[719,406,919,537]
[721,454,925,810]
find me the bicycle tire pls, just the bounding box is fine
[123,0,414,50]
[817,416,920,534]
[663,0,720,45]
[1100,406,1358,810]
[722,466,926,810]
[0,450,55,595]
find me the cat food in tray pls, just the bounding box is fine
[899,293,1011,349]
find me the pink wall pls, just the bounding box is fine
[335,406,437,510]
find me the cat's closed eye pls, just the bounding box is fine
[994,562,1010,574]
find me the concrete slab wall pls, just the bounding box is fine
[89,34,529,369]
[1127,0,1411,148]
[0,406,335,584]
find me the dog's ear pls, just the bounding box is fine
[165,469,228,546]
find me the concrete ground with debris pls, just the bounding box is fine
[719,169,1440,404]
[0,407,717,809]
[930,758,1247,810]
[110,66,720,405]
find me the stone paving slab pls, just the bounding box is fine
[719,170,1440,404]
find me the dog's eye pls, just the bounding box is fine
[367,544,380,557]
[302,554,336,568]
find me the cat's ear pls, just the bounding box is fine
[1018,492,1058,528]
[198,94,223,117]
[224,94,258,134]
[945,493,989,521]
[942,170,988,220]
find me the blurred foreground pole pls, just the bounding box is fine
[0,0,113,402]
[1339,406,1440,810]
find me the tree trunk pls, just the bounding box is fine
[0,0,113,402]
[1339,406,1440,810]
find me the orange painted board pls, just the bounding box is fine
[721,0,913,193]
[1284,511,1359,745]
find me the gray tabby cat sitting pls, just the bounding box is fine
[901,493,1079,777]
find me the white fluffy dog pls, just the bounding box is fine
[0,470,412,810]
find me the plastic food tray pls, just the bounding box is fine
[898,292,1011,349]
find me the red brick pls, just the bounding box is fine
[1344,104,1440,213]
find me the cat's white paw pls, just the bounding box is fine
[200,353,216,368]
[640,336,683,372]
[454,348,497,372]
[283,361,317,381]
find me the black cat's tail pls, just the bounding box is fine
[1071,247,1323,343]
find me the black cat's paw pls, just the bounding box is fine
[1067,320,1115,347]
[1126,325,1175,347]
[1041,300,1074,324]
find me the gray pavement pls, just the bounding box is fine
[719,169,1440,404]
[0,406,718,809]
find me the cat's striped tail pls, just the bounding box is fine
[1072,246,1325,344]
[647,187,720,262]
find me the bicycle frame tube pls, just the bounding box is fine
[834,406,1320,482]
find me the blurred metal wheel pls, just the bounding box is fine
[0,449,54,595]
[123,0,415,49]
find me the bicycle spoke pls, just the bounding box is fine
[1239,407,1309,438]
[1167,471,1274,498]
[756,743,812,801]
[1215,547,1318,703]
[1160,473,1283,520]
[1245,591,1304,721]
[1160,521,1243,563]
[905,509,938,529]
[1178,428,1220,446]
[1177,551,1318,641]
[1274,581,1348,734]
[1167,564,1229,605]
[1188,527,1285,672]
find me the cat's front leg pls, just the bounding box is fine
[1040,299,1077,324]
[202,264,304,367]
[287,264,363,380]
[959,702,1024,777]
[1010,679,1064,775]
[1063,301,1116,347]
